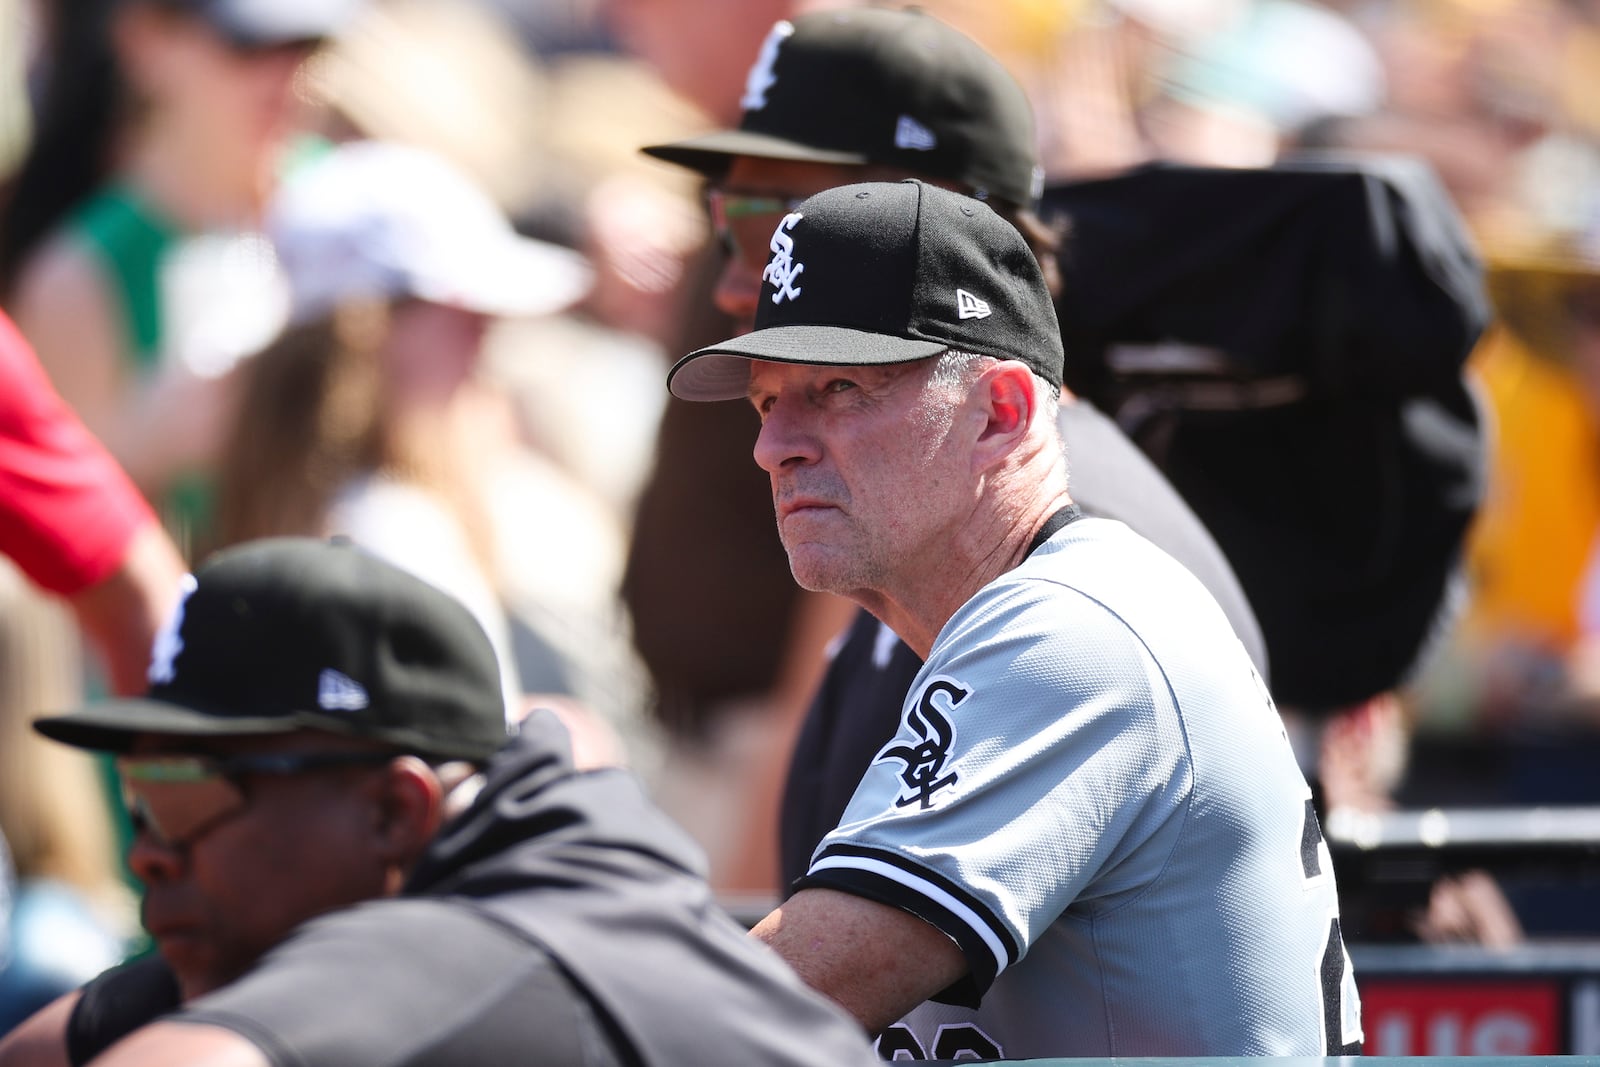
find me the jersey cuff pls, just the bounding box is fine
[798,843,1020,1005]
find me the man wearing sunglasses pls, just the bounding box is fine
[633,4,1267,949]
[0,537,877,1067]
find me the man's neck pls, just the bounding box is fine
[857,487,1075,660]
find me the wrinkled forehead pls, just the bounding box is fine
[745,356,936,395]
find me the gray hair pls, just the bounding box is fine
[933,350,1061,425]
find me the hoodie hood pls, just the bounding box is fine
[405,710,877,1067]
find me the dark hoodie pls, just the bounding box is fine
[67,713,878,1066]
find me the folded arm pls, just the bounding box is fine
[751,886,968,1036]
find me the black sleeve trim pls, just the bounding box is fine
[66,955,182,1067]
[799,842,1022,1006]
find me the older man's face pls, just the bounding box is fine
[747,357,977,602]
[122,731,396,1001]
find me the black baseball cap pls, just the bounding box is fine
[667,179,1063,402]
[641,8,1042,208]
[171,0,365,48]
[34,537,510,761]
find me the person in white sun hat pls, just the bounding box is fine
[211,139,598,734]
[267,140,592,327]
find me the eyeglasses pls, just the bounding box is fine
[117,751,397,849]
[706,190,806,272]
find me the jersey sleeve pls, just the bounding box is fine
[0,311,155,595]
[796,575,1195,1004]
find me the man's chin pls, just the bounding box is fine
[785,549,854,597]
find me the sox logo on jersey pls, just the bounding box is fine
[874,676,969,809]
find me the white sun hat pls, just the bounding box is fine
[268,139,592,325]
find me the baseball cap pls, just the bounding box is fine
[174,0,365,48]
[34,537,511,762]
[268,140,593,325]
[641,8,1042,208]
[667,179,1063,402]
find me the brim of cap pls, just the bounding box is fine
[204,0,364,47]
[667,325,946,401]
[33,699,312,754]
[642,130,869,178]
[412,238,594,320]
[290,236,593,327]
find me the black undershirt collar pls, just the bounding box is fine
[1026,503,1083,558]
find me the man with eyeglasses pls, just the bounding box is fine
[0,537,877,1066]
[631,4,1267,952]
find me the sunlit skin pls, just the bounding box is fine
[118,7,318,227]
[747,356,1068,658]
[378,301,492,409]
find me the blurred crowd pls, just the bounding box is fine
[1,0,1599,1027]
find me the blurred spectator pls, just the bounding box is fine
[305,0,552,218]
[0,306,187,1035]
[1431,246,1600,730]
[210,140,643,762]
[601,0,802,125]
[304,0,696,688]
[0,0,357,559]
[0,306,185,696]
[0,562,133,1035]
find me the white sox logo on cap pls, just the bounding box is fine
[740,20,794,111]
[763,212,805,304]
[148,574,199,685]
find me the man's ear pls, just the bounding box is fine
[970,361,1037,470]
[368,757,445,874]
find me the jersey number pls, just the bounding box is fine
[1303,798,1363,1055]
[874,1023,1001,1061]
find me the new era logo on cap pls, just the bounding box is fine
[894,115,937,151]
[956,289,991,320]
[317,668,369,712]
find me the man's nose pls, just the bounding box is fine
[126,827,186,886]
[712,254,760,327]
[752,393,821,474]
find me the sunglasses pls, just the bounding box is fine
[118,751,396,849]
[706,190,806,272]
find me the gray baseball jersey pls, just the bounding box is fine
[799,515,1362,1059]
